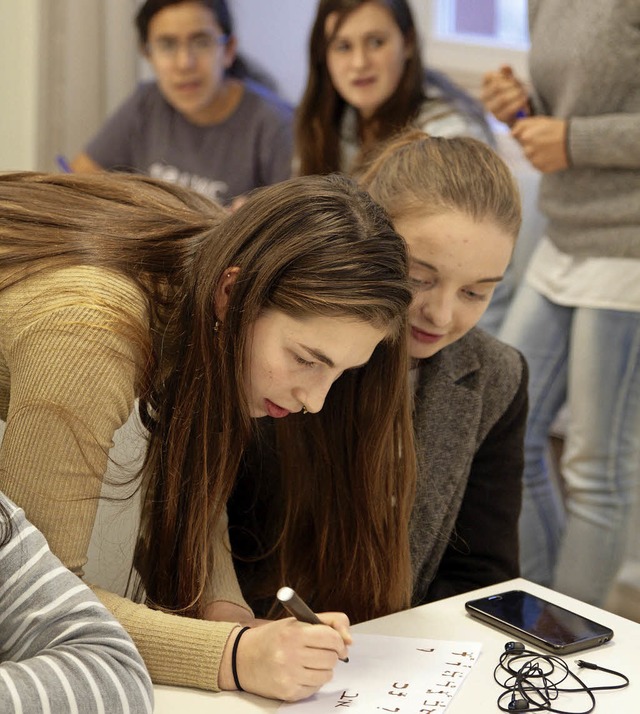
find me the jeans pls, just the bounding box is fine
[499,282,640,606]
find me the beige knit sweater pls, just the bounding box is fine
[0,263,250,691]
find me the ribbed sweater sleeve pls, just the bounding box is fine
[568,114,640,169]
[95,588,236,690]
[0,266,246,690]
[0,494,154,713]
[0,266,143,577]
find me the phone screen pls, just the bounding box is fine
[465,590,613,651]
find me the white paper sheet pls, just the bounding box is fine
[279,634,482,713]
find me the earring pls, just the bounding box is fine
[214,320,220,333]
[302,406,308,415]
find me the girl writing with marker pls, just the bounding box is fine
[0,170,414,700]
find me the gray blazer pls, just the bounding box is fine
[410,327,527,604]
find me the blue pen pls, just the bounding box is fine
[515,110,528,120]
[55,154,72,173]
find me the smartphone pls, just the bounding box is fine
[465,589,614,654]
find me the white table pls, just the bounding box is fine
[153,578,638,712]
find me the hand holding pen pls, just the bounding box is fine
[481,64,530,126]
[219,588,351,701]
[278,586,350,662]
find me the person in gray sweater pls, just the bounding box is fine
[0,493,153,713]
[482,0,640,606]
[228,131,527,616]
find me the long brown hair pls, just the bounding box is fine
[296,0,423,176]
[0,171,415,619]
[296,0,491,177]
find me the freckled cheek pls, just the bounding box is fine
[261,361,296,393]
[247,352,274,391]
[259,363,277,388]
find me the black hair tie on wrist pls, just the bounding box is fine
[231,626,251,692]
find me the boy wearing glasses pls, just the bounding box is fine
[71,0,293,207]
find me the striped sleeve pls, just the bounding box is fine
[0,495,153,714]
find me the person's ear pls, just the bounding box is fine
[214,266,241,322]
[223,35,238,70]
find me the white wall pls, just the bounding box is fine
[0,0,40,170]
[0,0,138,172]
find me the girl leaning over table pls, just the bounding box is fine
[0,170,415,701]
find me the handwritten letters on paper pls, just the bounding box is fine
[279,634,481,713]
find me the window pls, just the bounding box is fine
[435,0,528,47]
[421,0,530,83]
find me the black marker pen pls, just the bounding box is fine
[277,586,350,663]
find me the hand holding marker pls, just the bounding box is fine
[277,586,350,663]
[494,65,529,121]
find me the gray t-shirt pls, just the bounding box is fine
[86,80,293,205]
